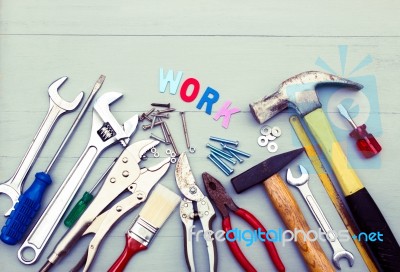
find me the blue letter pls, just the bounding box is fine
[196,87,219,114]
[159,68,183,94]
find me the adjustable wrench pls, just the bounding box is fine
[17,92,138,265]
[287,165,354,270]
[0,77,83,216]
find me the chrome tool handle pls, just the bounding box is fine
[0,100,65,216]
[198,197,217,272]
[180,199,196,272]
[298,183,337,241]
[17,140,105,265]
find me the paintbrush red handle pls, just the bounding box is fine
[108,234,147,272]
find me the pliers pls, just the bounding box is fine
[39,139,170,272]
[175,152,217,272]
[202,172,285,272]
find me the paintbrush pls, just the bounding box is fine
[108,184,180,272]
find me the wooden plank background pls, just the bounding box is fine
[1,1,399,271]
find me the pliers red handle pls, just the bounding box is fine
[203,172,285,272]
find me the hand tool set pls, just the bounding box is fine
[0,70,398,272]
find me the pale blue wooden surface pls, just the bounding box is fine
[1,1,399,271]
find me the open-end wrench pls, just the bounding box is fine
[0,77,83,216]
[287,165,354,270]
[17,92,138,265]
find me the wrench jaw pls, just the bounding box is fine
[0,185,19,217]
[48,76,84,111]
[92,92,139,148]
[332,250,355,270]
[286,165,309,186]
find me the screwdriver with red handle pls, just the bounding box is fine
[337,104,382,158]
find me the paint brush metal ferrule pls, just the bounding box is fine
[128,216,159,246]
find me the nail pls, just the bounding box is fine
[162,121,179,156]
[142,121,163,130]
[207,155,230,176]
[211,150,236,165]
[181,112,190,149]
[209,136,239,146]
[151,102,170,108]
[157,108,176,114]
[206,144,233,158]
[150,133,167,144]
[221,143,251,158]
[139,108,155,121]
[159,117,171,143]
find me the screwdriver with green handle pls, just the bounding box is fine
[64,159,116,228]
[0,75,105,245]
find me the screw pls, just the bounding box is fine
[206,143,233,158]
[209,136,239,146]
[228,150,244,163]
[150,133,168,144]
[163,121,180,156]
[139,108,155,121]
[142,121,163,130]
[154,113,169,119]
[207,154,232,176]
[151,102,170,108]
[221,143,251,158]
[211,150,236,165]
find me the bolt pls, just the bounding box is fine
[159,117,171,144]
[209,136,239,146]
[221,143,251,158]
[211,150,237,165]
[154,113,169,118]
[151,102,171,108]
[228,150,244,163]
[207,154,232,176]
[206,144,233,158]
[142,121,163,130]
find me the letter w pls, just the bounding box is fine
[159,68,183,94]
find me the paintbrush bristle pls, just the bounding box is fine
[139,184,180,228]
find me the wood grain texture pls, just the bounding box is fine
[264,174,335,272]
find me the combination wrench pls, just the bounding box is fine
[286,165,355,270]
[17,92,138,264]
[0,77,83,216]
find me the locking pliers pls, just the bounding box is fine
[39,139,171,272]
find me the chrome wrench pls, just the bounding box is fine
[287,165,355,269]
[0,77,83,216]
[18,92,138,264]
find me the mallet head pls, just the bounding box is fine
[250,71,363,124]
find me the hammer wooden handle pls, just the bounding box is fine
[264,174,335,272]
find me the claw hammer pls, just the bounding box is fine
[250,71,400,271]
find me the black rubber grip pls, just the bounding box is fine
[346,188,400,271]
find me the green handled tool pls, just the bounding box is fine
[64,159,116,227]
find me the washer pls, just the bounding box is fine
[170,152,176,158]
[189,146,196,153]
[260,126,272,136]
[151,147,157,154]
[265,134,277,141]
[257,136,269,147]
[271,127,282,137]
[267,142,278,153]
[170,157,177,164]
[154,152,160,158]
[166,149,172,155]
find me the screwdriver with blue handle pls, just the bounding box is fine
[0,75,105,245]
[64,159,116,228]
